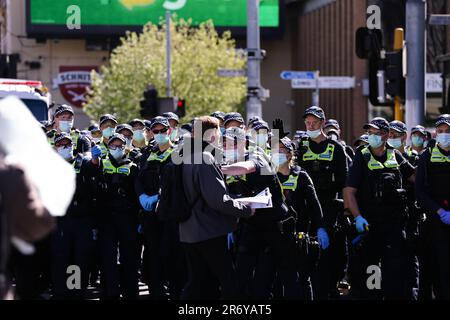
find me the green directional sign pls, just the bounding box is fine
[27,0,280,36]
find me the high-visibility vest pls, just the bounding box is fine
[102,158,132,176]
[280,174,299,191]
[302,141,335,162]
[147,148,174,162]
[361,147,399,170]
[430,146,450,163]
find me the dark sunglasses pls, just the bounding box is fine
[152,127,169,134]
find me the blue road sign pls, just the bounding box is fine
[280,71,316,80]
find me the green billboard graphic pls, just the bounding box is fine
[29,0,279,30]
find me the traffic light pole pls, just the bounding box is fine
[405,0,426,130]
[246,0,263,122]
[166,11,172,98]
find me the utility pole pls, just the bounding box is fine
[246,0,264,122]
[166,10,172,97]
[405,0,426,130]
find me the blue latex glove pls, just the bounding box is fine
[355,215,369,233]
[317,228,329,250]
[137,224,144,234]
[139,194,159,212]
[227,233,234,250]
[438,209,450,225]
[91,145,102,158]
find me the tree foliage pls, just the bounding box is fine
[84,17,247,123]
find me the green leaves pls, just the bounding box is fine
[84,17,246,124]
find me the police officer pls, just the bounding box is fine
[97,114,118,158]
[408,125,427,156]
[415,114,450,300]
[135,116,185,299]
[210,111,226,135]
[115,124,134,151]
[344,117,415,299]
[51,133,96,299]
[88,124,102,146]
[50,104,91,156]
[324,119,355,160]
[162,112,180,144]
[129,119,147,150]
[221,127,290,299]
[296,106,349,299]
[353,134,369,149]
[249,120,271,155]
[275,136,329,299]
[388,120,420,299]
[91,133,140,300]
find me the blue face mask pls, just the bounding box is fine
[271,153,288,167]
[154,133,170,145]
[436,133,450,148]
[256,133,268,147]
[220,127,226,135]
[57,146,73,160]
[307,129,321,139]
[388,138,403,149]
[102,127,115,139]
[170,127,178,142]
[368,134,383,148]
[59,120,73,133]
[133,130,145,142]
[109,148,124,161]
[411,136,424,147]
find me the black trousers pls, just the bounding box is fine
[98,211,139,300]
[182,235,240,300]
[51,216,94,299]
[356,223,407,300]
[10,236,52,300]
[417,217,434,300]
[235,223,290,299]
[142,214,186,300]
[428,216,450,300]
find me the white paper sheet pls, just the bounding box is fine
[235,187,273,209]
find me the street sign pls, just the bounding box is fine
[217,69,247,77]
[425,73,442,93]
[429,14,450,25]
[280,71,316,80]
[319,76,355,89]
[291,76,355,89]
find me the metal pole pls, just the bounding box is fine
[166,11,172,97]
[246,0,262,121]
[312,70,320,106]
[405,0,426,130]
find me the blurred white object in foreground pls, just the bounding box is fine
[0,96,75,217]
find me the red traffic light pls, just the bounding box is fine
[177,99,185,108]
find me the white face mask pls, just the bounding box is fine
[59,120,73,133]
[109,148,124,161]
[307,129,321,139]
[57,146,73,160]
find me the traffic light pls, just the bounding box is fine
[384,51,404,99]
[140,85,158,119]
[176,99,186,118]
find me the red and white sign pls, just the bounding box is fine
[53,66,98,108]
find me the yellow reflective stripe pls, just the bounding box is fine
[147,148,174,162]
[102,159,132,176]
[362,147,399,170]
[281,174,299,191]
[99,142,108,157]
[226,174,247,185]
[430,146,450,163]
[302,143,335,162]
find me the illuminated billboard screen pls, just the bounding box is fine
[26,0,282,37]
